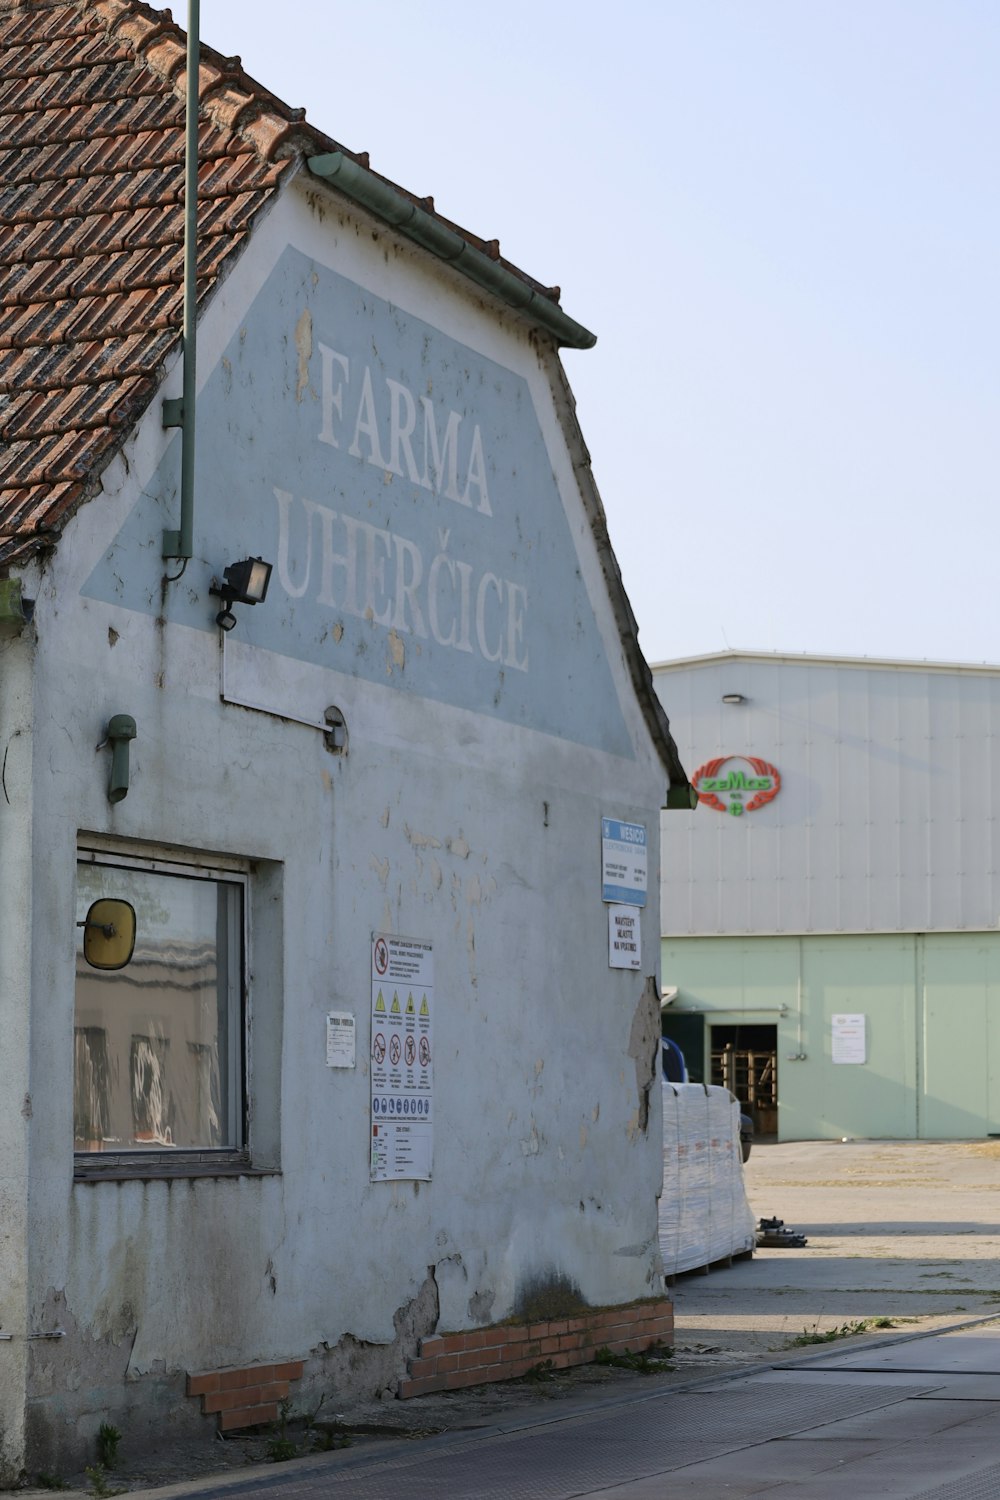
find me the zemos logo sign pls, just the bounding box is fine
[691,756,781,816]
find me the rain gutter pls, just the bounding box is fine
[306,151,597,351]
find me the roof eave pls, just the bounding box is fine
[306,151,597,351]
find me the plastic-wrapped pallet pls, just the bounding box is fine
[658,1083,756,1276]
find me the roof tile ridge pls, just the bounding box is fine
[85,0,306,166]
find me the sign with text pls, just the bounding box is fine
[832,1013,866,1065]
[83,249,633,759]
[691,756,781,817]
[608,904,642,970]
[601,818,647,906]
[325,1012,356,1068]
[370,933,434,1180]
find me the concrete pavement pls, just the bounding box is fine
[30,1140,1000,1498]
[116,1320,1000,1498]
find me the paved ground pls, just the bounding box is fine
[31,1139,1000,1497]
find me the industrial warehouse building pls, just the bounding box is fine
[654,650,1000,1143]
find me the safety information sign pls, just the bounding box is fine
[370,933,433,1181]
[601,818,647,907]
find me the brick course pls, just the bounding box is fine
[186,1359,305,1432]
[398,1297,673,1400]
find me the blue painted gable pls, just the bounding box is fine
[84,247,633,757]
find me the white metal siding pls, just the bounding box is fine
[657,654,1000,936]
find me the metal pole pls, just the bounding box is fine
[163,0,199,560]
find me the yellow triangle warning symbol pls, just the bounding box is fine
[375,991,386,1013]
[420,995,429,1017]
[391,992,401,1014]
[406,993,415,1014]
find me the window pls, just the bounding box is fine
[74,852,247,1164]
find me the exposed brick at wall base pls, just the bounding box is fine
[186,1360,305,1432]
[398,1298,673,1399]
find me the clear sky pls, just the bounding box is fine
[206,1,999,667]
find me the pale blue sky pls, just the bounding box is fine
[208,1,999,666]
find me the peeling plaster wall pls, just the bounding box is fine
[11,182,669,1471]
[0,629,34,1482]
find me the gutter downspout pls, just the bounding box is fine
[306,151,597,351]
[162,0,200,561]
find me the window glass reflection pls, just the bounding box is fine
[74,863,243,1152]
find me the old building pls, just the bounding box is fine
[655,650,1000,1143]
[0,0,690,1476]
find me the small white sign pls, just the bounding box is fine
[832,1013,866,1065]
[608,904,642,970]
[326,1012,356,1068]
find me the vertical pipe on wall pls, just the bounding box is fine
[163,0,199,561]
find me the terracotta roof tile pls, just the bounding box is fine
[0,0,297,564]
[0,0,569,568]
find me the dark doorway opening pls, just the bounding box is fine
[711,1024,778,1135]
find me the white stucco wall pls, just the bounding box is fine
[6,175,670,1469]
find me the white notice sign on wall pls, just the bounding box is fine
[326,1012,356,1068]
[370,933,433,1181]
[831,1013,866,1064]
[608,905,642,970]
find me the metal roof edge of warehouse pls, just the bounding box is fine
[650,648,1000,678]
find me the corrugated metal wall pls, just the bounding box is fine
[656,655,1000,937]
[662,932,1000,1141]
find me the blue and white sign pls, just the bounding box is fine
[601,818,647,907]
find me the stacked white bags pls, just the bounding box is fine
[658,1083,756,1276]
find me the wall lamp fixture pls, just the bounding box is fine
[721,693,747,705]
[210,557,273,631]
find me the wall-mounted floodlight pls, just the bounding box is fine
[721,693,747,705]
[210,557,273,631]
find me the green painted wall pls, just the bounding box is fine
[662,933,1000,1140]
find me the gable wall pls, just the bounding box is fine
[7,178,669,1469]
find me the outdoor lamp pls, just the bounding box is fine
[721,693,746,705]
[210,556,272,631]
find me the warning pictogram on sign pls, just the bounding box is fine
[419,1037,431,1067]
[389,1034,401,1066]
[406,993,415,1014]
[372,1033,386,1064]
[420,996,429,1017]
[404,1036,416,1066]
[391,993,401,1014]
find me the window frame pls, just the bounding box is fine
[73,842,256,1182]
